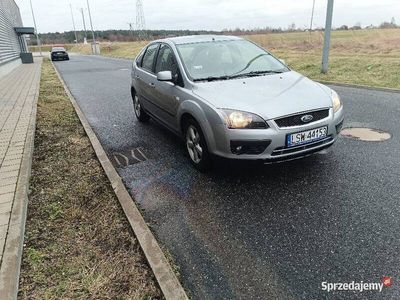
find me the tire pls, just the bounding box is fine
[184,118,211,171]
[133,93,150,122]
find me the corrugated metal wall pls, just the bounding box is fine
[0,0,23,64]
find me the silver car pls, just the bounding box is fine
[131,35,344,170]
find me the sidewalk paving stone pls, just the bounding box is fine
[0,58,42,299]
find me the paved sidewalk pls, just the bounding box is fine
[0,58,42,299]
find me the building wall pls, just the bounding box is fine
[0,0,23,72]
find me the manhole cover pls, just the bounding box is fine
[340,128,391,141]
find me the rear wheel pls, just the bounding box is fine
[184,119,211,171]
[133,93,150,122]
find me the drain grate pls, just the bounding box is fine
[340,128,391,142]
[110,147,148,167]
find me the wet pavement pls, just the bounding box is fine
[55,55,400,300]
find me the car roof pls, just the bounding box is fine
[52,47,65,50]
[155,35,243,45]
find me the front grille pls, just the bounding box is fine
[275,109,329,128]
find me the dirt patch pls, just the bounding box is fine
[18,59,162,299]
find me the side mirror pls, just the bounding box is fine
[279,59,286,65]
[157,71,173,82]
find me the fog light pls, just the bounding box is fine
[230,140,271,155]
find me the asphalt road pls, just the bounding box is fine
[55,54,400,300]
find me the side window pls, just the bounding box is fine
[142,43,159,72]
[155,45,179,76]
[136,50,144,67]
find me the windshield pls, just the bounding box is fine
[52,47,65,52]
[176,39,288,81]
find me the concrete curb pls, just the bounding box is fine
[0,59,42,300]
[317,80,400,94]
[51,61,188,300]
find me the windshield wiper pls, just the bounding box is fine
[193,75,231,82]
[229,70,284,79]
[193,70,285,82]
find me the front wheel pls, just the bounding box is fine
[133,94,150,122]
[184,119,211,171]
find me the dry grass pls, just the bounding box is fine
[30,28,400,88]
[248,29,400,88]
[69,42,149,59]
[18,59,162,300]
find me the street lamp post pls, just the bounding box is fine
[86,0,98,54]
[29,0,42,56]
[310,0,316,32]
[70,4,78,43]
[321,0,334,73]
[80,8,88,44]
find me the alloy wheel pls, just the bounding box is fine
[186,125,203,164]
[134,95,141,118]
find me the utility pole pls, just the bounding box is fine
[86,0,98,54]
[310,0,316,32]
[322,0,334,73]
[70,4,78,43]
[80,8,88,44]
[29,0,42,56]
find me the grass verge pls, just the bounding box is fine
[18,58,162,299]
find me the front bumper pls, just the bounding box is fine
[209,107,344,161]
[51,54,69,60]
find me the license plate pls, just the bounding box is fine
[286,126,328,147]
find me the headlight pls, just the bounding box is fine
[332,90,342,113]
[220,109,268,129]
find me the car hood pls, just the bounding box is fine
[192,71,333,120]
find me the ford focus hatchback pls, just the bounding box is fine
[131,35,344,171]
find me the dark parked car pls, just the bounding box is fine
[51,47,69,61]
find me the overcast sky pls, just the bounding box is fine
[15,0,399,33]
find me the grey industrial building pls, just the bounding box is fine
[0,0,34,79]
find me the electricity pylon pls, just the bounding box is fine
[135,0,146,39]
